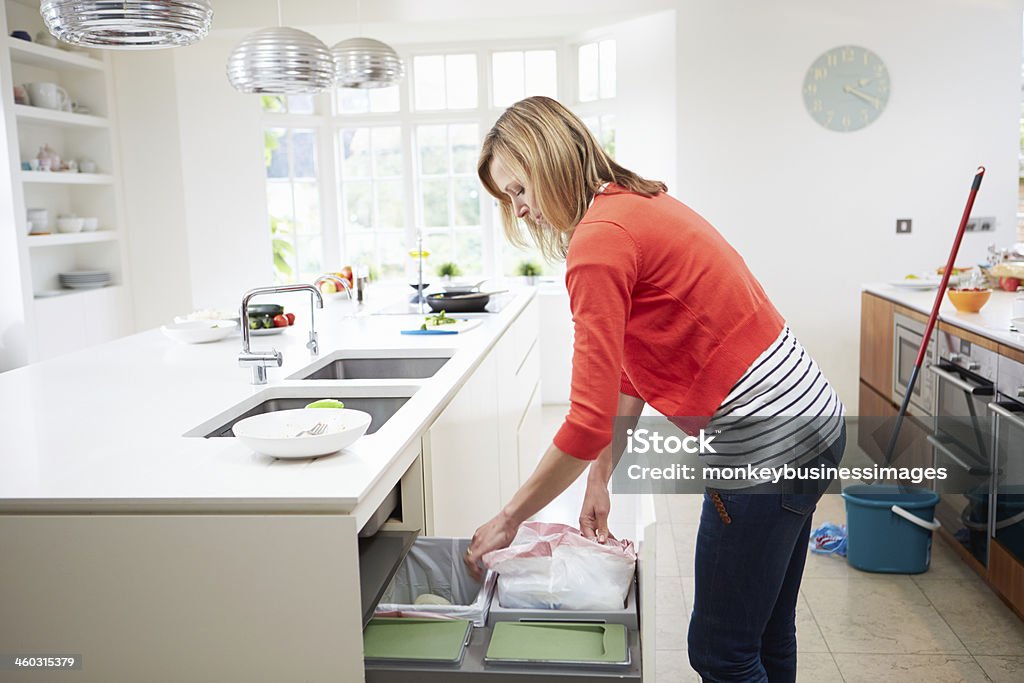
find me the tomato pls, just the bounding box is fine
[286,312,296,325]
[273,314,288,327]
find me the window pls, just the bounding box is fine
[577,39,616,102]
[491,50,558,107]
[338,126,406,280]
[264,126,322,283]
[413,54,479,110]
[582,114,616,159]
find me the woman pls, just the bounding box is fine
[464,96,846,683]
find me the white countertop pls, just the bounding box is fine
[0,288,536,515]
[863,283,1024,351]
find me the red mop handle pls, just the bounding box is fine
[914,166,985,368]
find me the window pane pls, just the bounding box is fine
[295,233,322,280]
[345,233,375,270]
[600,114,616,158]
[414,55,446,110]
[292,129,317,178]
[372,127,402,177]
[369,86,400,113]
[378,232,406,280]
[524,50,557,99]
[261,95,286,113]
[266,181,293,223]
[492,51,524,107]
[578,43,599,102]
[599,40,616,99]
[340,128,371,178]
[423,231,454,271]
[421,178,450,227]
[446,54,478,109]
[417,125,448,175]
[265,128,289,178]
[292,181,320,235]
[338,88,370,114]
[376,179,406,228]
[455,230,482,274]
[288,94,315,114]
[453,178,480,226]
[450,124,479,174]
[344,180,373,230]
[581,115,599,139]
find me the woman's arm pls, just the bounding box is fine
[463,392,647,580]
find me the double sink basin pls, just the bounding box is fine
[185,349,454,439]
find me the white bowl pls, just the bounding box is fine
[56,217,84,233]
[160,319,238,344]
[231,408,371,459]
[81,217,99,232]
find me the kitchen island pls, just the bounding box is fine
[0,288,656,681]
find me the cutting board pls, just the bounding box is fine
[363,617,472,663]
[400,318,482,335]
[484,622,629,666]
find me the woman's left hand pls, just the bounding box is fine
[464,510,519,582]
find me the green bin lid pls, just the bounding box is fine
[485,622,629,666]
[363,617,471,664]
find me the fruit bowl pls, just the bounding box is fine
[946,288,992,313]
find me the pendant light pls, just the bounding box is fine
[331,0,404,89]
[40,0,213,49]
[226,1,334,95]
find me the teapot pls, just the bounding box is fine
[36,144,60,171]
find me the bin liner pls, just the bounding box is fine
[376,537,495,626]
[482,522,637,611]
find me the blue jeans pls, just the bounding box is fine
[687,427,846,682]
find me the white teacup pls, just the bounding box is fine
[26,208,49,230]
[81,217,99,232]
[24,82,69,111]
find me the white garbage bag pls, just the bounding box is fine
[482,522,637,610]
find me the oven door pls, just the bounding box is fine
[988,401,1024,565]
[928,363,996,565]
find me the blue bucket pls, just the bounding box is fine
[842,484,941,574]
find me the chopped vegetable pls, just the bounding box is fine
[420,310,457,330]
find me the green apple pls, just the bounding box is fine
[305,399,345,409]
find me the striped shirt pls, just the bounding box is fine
[703,326,845,486]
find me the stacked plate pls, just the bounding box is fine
[59,270,111,290]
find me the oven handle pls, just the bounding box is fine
[927,364,995,395]
[988,401,1024,431]
[926,434,993,476]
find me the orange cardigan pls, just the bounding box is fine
[553,185,785,461]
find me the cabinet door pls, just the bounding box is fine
[860,292,894,396]
[517,380,544,486]
[857,380,932,471]
[424,350,501,537]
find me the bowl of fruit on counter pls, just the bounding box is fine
[246,303,296,335]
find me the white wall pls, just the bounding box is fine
[112,52,193,330]
[674,0,1023,412]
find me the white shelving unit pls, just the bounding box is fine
[0,4,132,367]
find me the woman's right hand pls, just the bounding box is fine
[579,478,612,544]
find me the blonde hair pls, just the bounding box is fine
[478,96,666,261]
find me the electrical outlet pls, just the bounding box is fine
[896,218,912,234]
[965,220,977,231]
[978,216,995,232]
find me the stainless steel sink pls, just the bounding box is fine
[287,350,453,381]
[185,388,416,439]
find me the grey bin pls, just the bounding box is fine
[376,537,496,627]
[487,576,639,630]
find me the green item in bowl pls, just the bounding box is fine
[248,303,284,316]
[305,399,345,409]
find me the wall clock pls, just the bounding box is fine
[802,45,890,132]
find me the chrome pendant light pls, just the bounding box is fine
[331,0,404,89]
[40,0,213,49]
[332,37,404,89]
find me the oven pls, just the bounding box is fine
[988,354,1024,566]
[927,329,997,565]
[892,312,937,416]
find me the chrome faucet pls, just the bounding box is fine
[239,284,324,385]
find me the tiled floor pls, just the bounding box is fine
[534,406,1024,682]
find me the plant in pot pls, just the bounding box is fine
[517,260,542,285]
[437,261,462,281]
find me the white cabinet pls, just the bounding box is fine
[424,297,541,536]
[0,4,131,368]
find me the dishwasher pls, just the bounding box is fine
[357,505,643,681]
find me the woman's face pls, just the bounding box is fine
[489,157,547,228]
